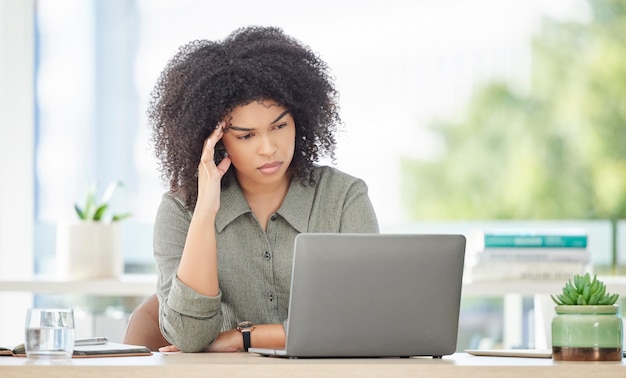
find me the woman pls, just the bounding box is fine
[149,26,379,353]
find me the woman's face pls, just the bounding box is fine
[221,100,296,189]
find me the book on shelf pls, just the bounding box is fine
[0,342,152,358]
[469,261,589,282]
[477,247,590,263]
[473,228,588,249]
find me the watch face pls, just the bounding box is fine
[238,320,254,330]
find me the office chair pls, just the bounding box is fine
[123,293,170,351]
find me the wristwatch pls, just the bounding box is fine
[237,321,256,351]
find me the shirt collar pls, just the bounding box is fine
[215,176,315,233]
[277,178,314,233]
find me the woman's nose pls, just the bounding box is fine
[257,134,276,156]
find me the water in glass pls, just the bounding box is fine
[25,308,75,359]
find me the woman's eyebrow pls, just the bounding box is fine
[227,125,254,132]
[228,111,291,132]
[271,110,290,124]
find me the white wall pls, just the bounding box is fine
[0,0,35,345]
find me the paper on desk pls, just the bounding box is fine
[465,349,552,358]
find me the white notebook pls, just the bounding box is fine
[465,349,552,358]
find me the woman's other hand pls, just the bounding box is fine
[157,330,240,353]
[204,329,242,352]
[158,344,180,353]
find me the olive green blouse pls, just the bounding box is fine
[154,166,379,352]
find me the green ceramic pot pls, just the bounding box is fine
[551,305,623,361]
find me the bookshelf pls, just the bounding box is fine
[462,275,626,297]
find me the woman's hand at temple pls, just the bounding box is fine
[196,122,231,215]
[175,122,231,297]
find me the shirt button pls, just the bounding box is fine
[264,251,271,261]
[270,214,277,221]
[267,291,274,301]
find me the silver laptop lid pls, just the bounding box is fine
[284,233,466,358]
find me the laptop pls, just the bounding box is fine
[248,233,466,358]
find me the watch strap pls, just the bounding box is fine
[241,329,251,352]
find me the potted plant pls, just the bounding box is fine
[73,181,132,223]
[56,181,131,280]
[551,273,623,361]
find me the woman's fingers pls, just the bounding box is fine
[200,122,225,169]
[195,123,227,212]
[216,155,232,175]
[158,344,180,352]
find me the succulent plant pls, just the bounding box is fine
[552,273,619,306]
[74,181,131,222]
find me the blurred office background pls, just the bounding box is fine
[1,0,625,349]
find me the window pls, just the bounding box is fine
[34,0,568,273]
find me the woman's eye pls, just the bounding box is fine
[273,123,288,130]
[237,133,253,140]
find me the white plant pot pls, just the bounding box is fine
[56,222,124,280]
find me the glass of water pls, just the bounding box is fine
[25,308,75,359]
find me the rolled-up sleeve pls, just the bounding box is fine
[153,193,224,352]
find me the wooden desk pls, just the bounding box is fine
[0,352,624,378]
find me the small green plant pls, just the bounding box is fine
[552,273,619,306]
[74,181,131,222]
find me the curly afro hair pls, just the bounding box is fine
[148,26,341,210]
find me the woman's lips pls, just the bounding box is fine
[258,161,282,174]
